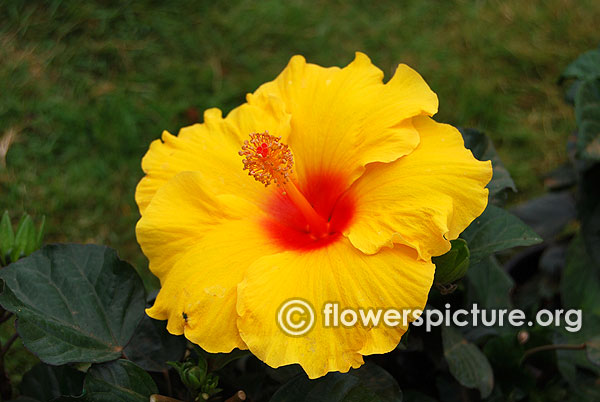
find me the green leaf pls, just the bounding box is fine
[12,214,42,261]
[461,205,542,263]
[466,256,514,309]
[20,363,85,401]
[543,163,577,191]
[561,47,600,81]
[22,216,39,256]
[459,128,516,198]
[0,244,145,365]
[402,390,437,402]
[561,235,600,316]
[84,359,157,402]
[510,192,576,242]
[557,235,600,399]
[123,314,186,372]
[196,347,251,371]
[11,215,35,262]
[36,215,46,249]
[587,335,600,367]
[575,78,600,163]
[555,327,600,401]
[442,325,494,398]
[483,335,534,397]
[0,211,14,265]
[579,164,600,265]
[270,363,401,402]
[433,239,470,284]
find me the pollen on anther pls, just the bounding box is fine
[239,131,293,187]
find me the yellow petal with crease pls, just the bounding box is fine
[138,172,281,352]
[237,240,434,379]
[135,98,290,215]
[345,116,493,259]
[248,52,438,187]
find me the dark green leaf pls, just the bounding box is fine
[0,244,145,365]
[433,239,470,284]
[543,163,577,191]
[561,47,600,81]
[587,335,600,366]
[466,256,513,309]
[461,205,542,263]
[20,363,85,401]
[402,390,437,402]
[575,78,600,163]
[555,329,600,401]
[197,347,251,371]
[270,363,401,402]
[561,235,600,315]
[579,157,600,265]
[123,314,186,372]
[459,128,516,197]
[0,211,14,265]
[442,326,494,398]
[483,335,534,397]
[510,192,576,241]
[557,235,600,398]
[84,359,157,402]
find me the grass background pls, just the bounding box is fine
[1,0,599,276]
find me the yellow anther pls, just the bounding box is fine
[239,131,294,187]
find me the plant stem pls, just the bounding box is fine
[1,333,18,356]
[521,343,586,363]
[150,395,185,402]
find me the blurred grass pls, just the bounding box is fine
[0,0,599,275]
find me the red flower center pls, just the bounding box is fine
[240,132,355,251]
[262,172,355,251]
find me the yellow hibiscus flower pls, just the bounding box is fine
[135,52,492,379]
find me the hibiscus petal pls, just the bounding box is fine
[345,116,493,259]
[248,52,438,188]
[135,98,291,215]
[138,172,282,352]
[236,240,434,379]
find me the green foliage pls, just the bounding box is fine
[461,205,542,263]
[84,360,157,402]
[574,78,600,163]
[466,256,514,310]
[459,128,517,199]
[19,363,84,401]
[0,211,45,267]
[557,235,600,400]
[433,239,470,285]
[579,164,600,265]
[442,326,493,399]
[123,315,187,373]
[561,46,600,81]
[0,244,145,365]
[168,356,221,400]
[270,363,402,402]
[586,335,600,366]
